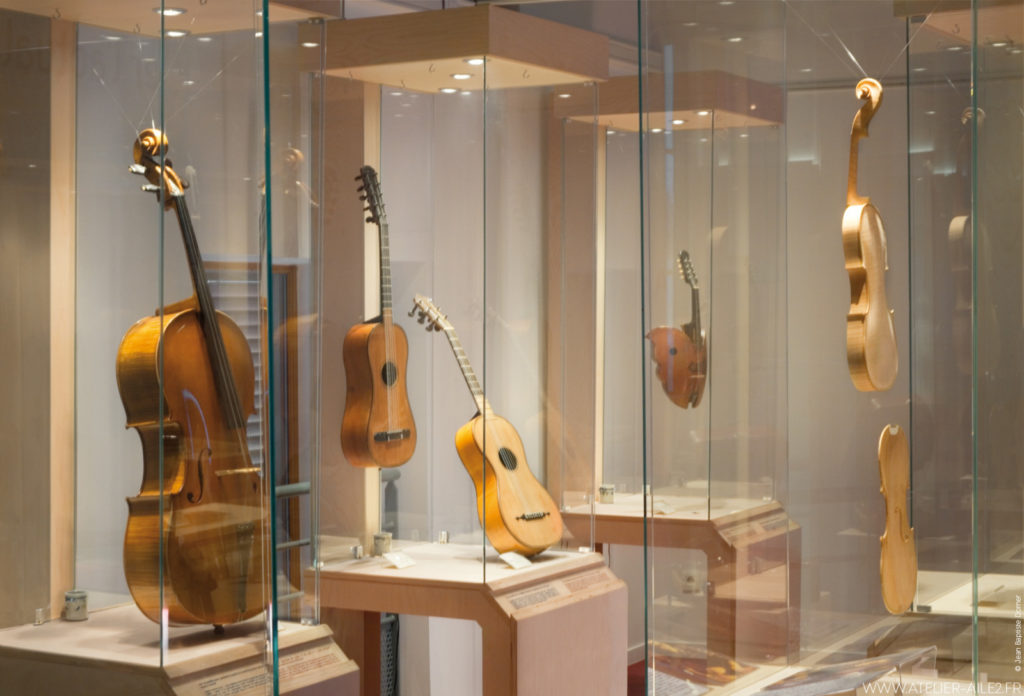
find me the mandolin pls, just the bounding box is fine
[647,251,707,408]
[410,295,562,556]
[878,424,916,615]
[341,166,417,468]
[117,129,267,626]
[843,78,898,392]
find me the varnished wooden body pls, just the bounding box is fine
[878,424,916,615]
[340,319,417,468]
[454,413,563,556]
[844,78,898,392]
[117,301,266,625]
[647,327,707,408]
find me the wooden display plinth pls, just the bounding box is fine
[0,604,358,695]
[563,496,800,678]
[316,543,627,696]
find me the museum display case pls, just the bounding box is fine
[4,1,1024,695]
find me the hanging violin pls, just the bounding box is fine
[648,251,707,409]
[843,78,898,392]
[117,129,267,626]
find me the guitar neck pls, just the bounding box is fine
[440,324,491,416]
[378,219,393,318]
[172,196,248,431]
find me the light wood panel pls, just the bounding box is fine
[0,0,330,36]
[49,16,76,622]
[318,4,608,93]
[553,71,784,133]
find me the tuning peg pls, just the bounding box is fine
[356,184,365,191]
[141,184,160,193]
[354,174,363,182]
[359,194,367,201]
[408,306,417,318]
[129,164,146,175]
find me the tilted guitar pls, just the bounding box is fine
[341,166,417,468]
[843,78,898,391]
[410,295,563,556]
[648,251,707,408]
[878,424,916,614]
[118,130,267,626]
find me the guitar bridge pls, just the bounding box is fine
[515,512,551,521]
[374,429,411,442]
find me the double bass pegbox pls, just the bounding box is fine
[131,128,187,209]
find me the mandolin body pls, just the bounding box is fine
[878,424,916,615]
[341,320,417,468]
[647,326,707,408]
[843,201,898,392]
[454,413,562,556]
[118,301,266,625]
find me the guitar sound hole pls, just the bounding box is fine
[381,361,397,386]
[669,347,678,356]
[498,447,518,471]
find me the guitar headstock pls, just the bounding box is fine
[677,251,698,290]
[356,165,386,227]
[409,294,449,332]
[129,128,187,210]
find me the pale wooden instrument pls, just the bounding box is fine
[410,295,563,556]
[843,78,898,392]
[878,424,916,615]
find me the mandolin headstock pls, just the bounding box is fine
[130,128,186,210]
[356,165,386,227]
[677,251,698,291]
[409,294,449,333]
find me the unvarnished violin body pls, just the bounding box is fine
[844,78,898,392]
[878,424,916,615]
[118,129,266,626]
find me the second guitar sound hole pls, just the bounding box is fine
[380,361,397,386]
[498,447,518,471]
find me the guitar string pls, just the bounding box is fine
[375,176,396,441]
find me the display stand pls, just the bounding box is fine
[563,498,800,676]
[0,604,358,695]
[316,543,627,696]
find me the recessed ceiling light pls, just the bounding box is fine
[143,57,156,62]
[165,29,189,38]
[672,119,685,125]
[460,91,471,96]
[389,91,402,96]
[607,130,616,135]
[451,73,471,80]
[1013,49,1023,54]
[697,110,710,116]
[739,133,749,139]
[946,45,963,52]
[254,31,263,38]
[726,36,743,43]
[912,67,927,72]
[440,88,458,94]
[302,42,319,48]
[719,1,734,5]
[700,137,708,143]
[651,128,663,133]
[28,163,37,169]
[183,80,195,86]
[992,41,1008,48]
[154,7,186,16]
[800,67,813,73]
[925,110,936,115]
[749,103,757,111]
[465,58,486,66]
[557,93,572,99]
[683,22,698,27]
[103,35,121,41]
[197,36,213,42]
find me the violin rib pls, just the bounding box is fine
[878,424,917,615]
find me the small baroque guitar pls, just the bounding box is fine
[410,295,563,556]
[648,251,707,408]
[118,129,266,626]
[341,166,416,468]
[878,424,916,614]
[843,78,898,391]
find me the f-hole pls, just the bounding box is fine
[381,361,397,386]
[498,447,518,471]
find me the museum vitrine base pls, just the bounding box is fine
[316,542,627,696]
[0,604,358,695]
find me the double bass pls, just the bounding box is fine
[117,129,267,626]
[843,78,898,392]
